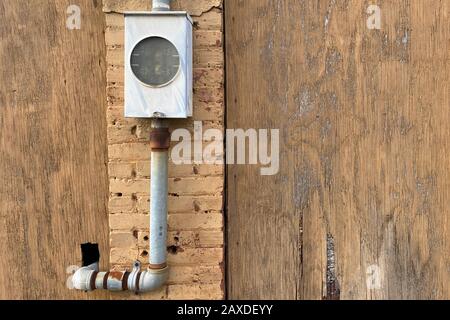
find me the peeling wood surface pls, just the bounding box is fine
[226,0,449,299]
[0,0,110,299]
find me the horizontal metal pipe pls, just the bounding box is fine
[72,262,168,293]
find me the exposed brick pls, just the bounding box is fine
[195,87,224,104]
[110,214,148,230]
[139,230,223,248]
[107,31,223,51]
[103,0,151,12]
[107,87,124,107]
[168,213,223,231]
[110,247,139,264]
[135,162,223,178]
[107,66,224,88]
[104,0,224,300]
[108,162,136,178]
[167,195,223,213]
[109,161,222,179]
[194,31,223,48]
[168,266,223,284]
[194,49,224,68]
[110,231,138,248]
[106,112,223,144]
[109,195,136,213]
[103,0,223,17]
[193,11,223,30]
[169,177,223,196]
[104,10,223,32]
[105,13,124,29]
[136,195,223,213]
[168,248,223,266]
[109,143,150,160]
[194,68,224,88]
[110,179,149,195]
[109,177,222,196]
[106,87,224,111]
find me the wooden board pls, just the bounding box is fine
[0,0,110,299]
[226,0,449,299]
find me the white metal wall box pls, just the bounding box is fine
[124,12,193,118]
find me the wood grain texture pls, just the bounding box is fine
[226,0,449,300]
[0,0,110,299]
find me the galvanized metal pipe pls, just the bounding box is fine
[148,119,170,269]
[152,0,171,11]
[72,120,170,293]
[149,146,169,268]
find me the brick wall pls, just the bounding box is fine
[103,0,224,300]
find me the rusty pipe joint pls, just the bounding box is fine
[150,127,170,151]
[72,262,99,291]
[72,261,168,293]
[125,261,169,293]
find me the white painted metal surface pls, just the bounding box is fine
[124,12,193,118]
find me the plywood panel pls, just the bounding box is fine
[0,0,110,299]
[226,0,449,299]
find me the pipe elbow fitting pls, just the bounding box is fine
[137,267,169,293]
[72,263,98,291]
[71,261,168,294]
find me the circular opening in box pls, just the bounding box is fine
[130,36,180,87]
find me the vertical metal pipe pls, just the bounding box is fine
[149,119,170,269]
[149,149,168,267]
[152,0,171,11]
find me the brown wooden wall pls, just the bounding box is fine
[1,0,449,300]
[0,0,110,299]
[226,0,449,300]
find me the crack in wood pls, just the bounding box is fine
[324,234,340,300]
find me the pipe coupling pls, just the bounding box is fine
[150,127,170,151]
[152,0,171,11]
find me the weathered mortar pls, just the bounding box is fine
[103,0,224,300]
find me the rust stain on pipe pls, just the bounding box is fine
[122,272,130,291]
[103,272,110,290]
[89,271,98,291]
[109,271,124,281]
[150,127,170,151]
[149,262,167,270]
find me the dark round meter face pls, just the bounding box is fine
[130,37,180,87]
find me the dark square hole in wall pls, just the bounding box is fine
[81,243,100,267]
